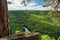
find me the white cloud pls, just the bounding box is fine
[8,4,60,10]
[7,0,60,10]
[8,4,50,10]
[7,0,11,1]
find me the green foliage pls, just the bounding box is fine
[48,10,60,26]
[41,34,55,40]
[8,10,60,40]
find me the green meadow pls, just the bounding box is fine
[8,10,60,40]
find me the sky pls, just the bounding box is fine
[7,0,45,5]
[7,0,49,10]
[30,0,45,5]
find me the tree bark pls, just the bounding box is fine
[0,0,9,37]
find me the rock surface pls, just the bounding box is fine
[0,32,40,40]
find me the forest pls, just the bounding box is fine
[8,10,60,40]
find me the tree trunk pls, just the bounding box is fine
[0,0,9,37]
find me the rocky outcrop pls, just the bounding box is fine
[9,32,41,40]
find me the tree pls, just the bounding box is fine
[44,0,60,26]
[43,0,60,40]
[0,0,9,37]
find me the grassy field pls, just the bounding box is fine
[8,10,60,40]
